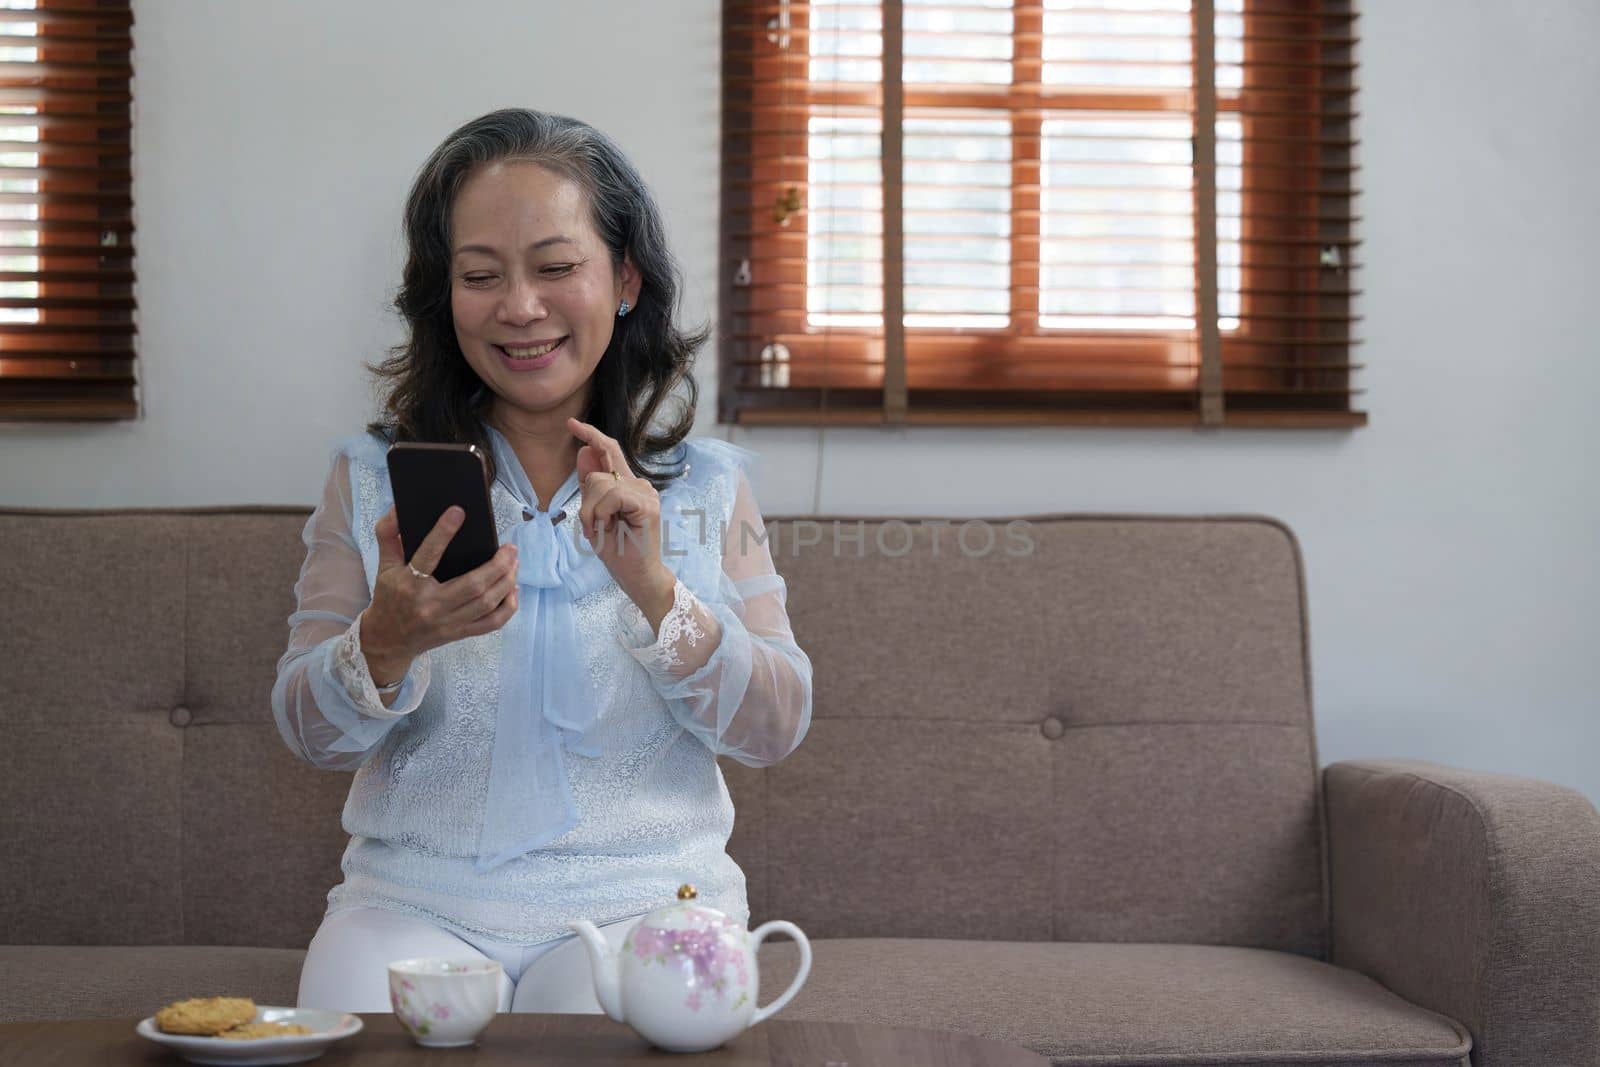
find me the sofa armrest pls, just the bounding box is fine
[1323,759,1600,1067]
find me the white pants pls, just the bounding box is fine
[297,906,645,1014]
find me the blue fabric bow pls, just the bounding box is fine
[473,430,614,873]
[465,426,749,873]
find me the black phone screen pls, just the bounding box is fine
[385,443,500,584]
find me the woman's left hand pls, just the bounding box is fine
[568,417,677,626]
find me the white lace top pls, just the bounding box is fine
[270,424,813,945]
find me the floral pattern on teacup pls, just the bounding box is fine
[390,988,430,1037]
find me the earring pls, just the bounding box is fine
[617,299,631,318]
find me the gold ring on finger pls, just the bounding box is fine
[407,563,433,580]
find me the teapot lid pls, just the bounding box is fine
[643,883,740,933]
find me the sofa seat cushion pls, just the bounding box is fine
[757,939,1472,1067]
[0,946,304,1024]
[4,939,1474,1066]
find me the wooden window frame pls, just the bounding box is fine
[719,0,1363,428]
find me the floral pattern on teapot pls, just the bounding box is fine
[624,906,751,1013]
[568,883,812,1054]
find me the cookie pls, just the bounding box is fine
[218,1021,311,1040]
[155,997,257,1036]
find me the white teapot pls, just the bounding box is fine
[568,884,812,1053]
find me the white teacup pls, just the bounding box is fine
[387,957,502,1047]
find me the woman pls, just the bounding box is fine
[271,109,813,1014]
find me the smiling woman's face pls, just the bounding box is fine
[449,161,638,423]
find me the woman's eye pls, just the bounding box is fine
[463,275,496,286]
[541,264,576,276]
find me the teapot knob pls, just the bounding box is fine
[677,883,698,901]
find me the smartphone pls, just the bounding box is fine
[386,442,500,584]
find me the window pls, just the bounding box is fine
[719,0,1361,427]
[0,0,136,422]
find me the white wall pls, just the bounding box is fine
[4,1,1596,804]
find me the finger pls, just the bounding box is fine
[593,486,638,526]
[567,417,629,478]
[458,587,520,639]
[571,434,616,483]
[583,481,630,538]
[575,441,608,483]
[582,470,626,494]
[581,471,625,531]
[603,491,657,553]
[407,505,465,576]
[436,543,518,612]
[375,507,404,571]
[444,560,519,626]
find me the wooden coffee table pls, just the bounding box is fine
[0,1012,1050,1065]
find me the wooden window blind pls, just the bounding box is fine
[719,0,1362,428]
[0,0,135,422]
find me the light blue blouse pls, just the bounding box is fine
[271,423,812,945]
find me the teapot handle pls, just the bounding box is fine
[748,920,811,1026]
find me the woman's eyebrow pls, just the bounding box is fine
[453,235,576,258]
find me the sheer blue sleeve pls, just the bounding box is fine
[617,466,813,768]
[271,447,430,771]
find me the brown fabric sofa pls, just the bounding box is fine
[2,506,1597,1066]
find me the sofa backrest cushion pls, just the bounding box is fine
[0,509,1325,959]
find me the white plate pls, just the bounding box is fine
[135,1007,362,1066]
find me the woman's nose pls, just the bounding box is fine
[497,275,547,323]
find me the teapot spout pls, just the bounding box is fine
[567,919,625,1023]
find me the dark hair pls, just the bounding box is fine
[365,108,705,489]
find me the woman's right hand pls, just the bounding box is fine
[360,505,520,681]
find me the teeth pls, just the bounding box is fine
[503,339,562,359]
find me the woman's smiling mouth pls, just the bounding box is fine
[495,337,567,369]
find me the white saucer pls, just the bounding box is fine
[135,1007,362,1066]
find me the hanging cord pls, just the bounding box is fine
[801,1,834,514]
[810,0,848,515]
[812,426,826,513]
